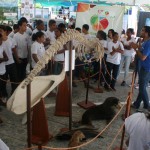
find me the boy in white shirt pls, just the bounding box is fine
[8,24,19,39]
[0,25,18,94]
[32,20,50,49]
[46,19,56,45]
[0,33,8,105]
[13,17,30,82]
[104,32,124,91]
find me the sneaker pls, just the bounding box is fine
[130,103,138,109]
[111,87,116,91]
[121,81,126,86]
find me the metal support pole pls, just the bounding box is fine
[27,83,32,148]
[69,41,72,130]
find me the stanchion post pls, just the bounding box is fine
[27,83,32,148]
[94,59,103,93]
[69,40,72,130]
[77,61,96,109]
[120,93,131,150]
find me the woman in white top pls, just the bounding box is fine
[31,31,46,75]
[119,28,136,86]
[104,32,124,91]
[0,33,8,105]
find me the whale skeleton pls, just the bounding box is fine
[7,29,104,115]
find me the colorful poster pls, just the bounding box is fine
[21,0,34,21]
[76,3,125,35]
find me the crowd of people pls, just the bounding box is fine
[0,17,149,108]
[0,16,150,149]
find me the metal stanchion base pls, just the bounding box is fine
[94,87,103,93]
[77,101,96,109]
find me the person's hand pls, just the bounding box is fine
[16,58,22,64]
[112,46,116,52]
[130,42,138,50]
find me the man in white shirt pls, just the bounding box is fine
[8,24,19,39]
[46,20,56,45]
[0,25,18,94]
[32,20,50,49]
[13,17,30,82]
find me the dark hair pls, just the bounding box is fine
[58,23,66,29]
[55,27,63,33]
[97,30,107,40]
[0,33,2,38]
[82,24,89,31]
[48,20,56,26]
[112,32,118,37]
[18,17,28,26]
[144,26,150,37]
[0,25,7,31]
[32,31,44,41]
[36,20,44,26]
[127,28,134,34]
[108,29,115,34]
[13,24,19,30]
[6,26,12,32]
[75,27,81,32]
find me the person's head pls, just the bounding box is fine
[108,29,115,39]
[96,30,107,40]
[126,28,134,38]
[55,28,63,38]
[13,24,19,33]
[75,27,81,33]
[140,26,150,39]
[58,23,66,33]
[18,17,28,33]
[82,24,89,34]
[112,32,119,42]
[0,25,7,38]
[32,31,45,43]
[36,20,45,31]
[48,20,56,31]
[0,33,3,45]
[5,26,12,36]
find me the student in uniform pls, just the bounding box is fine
[31,31,46,75]
[0,33,8,106]
[119,28,136,86]
[104,32,124,91]
[8,24,19,39]
[0,25,18,94]
[32,20,50,48]
[46,19,57,45]
[53,28,66,75]
[13,17,30,82]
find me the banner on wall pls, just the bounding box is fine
[76,3,125,35]
[21,0,34,21]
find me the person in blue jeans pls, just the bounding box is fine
[131,26,150,110]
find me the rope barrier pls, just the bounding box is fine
[0,77,20,85]
[26,96,127,150]
[107,123,125,150]
[103,58,133,82]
